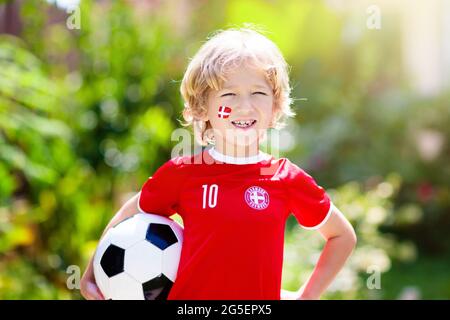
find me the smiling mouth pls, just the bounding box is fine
[231,119,257,129]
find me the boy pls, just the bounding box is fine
[81,27,356,300]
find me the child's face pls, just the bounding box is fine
[206,64,274,148]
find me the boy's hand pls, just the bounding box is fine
[280,289,300,300]
[281,286,318,300]
[80,273,104,300]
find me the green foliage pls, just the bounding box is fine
[0,0,180,299]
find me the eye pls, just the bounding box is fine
[221,92,235,97]
[253,91,267,96]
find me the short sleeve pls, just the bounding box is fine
[283,160,333,230]
[138,158,181,217]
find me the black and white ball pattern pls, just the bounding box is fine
[93,213,183,300]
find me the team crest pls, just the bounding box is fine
[244,186,270,210]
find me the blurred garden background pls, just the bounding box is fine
[0,0,449,299]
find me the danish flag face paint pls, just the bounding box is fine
[217,106,232,119]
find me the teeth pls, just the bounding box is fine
[232,120,255,127]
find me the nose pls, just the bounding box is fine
[234,95,255,115]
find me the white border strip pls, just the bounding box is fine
[299,201,335,230]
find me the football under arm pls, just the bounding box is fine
[82,192,142,287]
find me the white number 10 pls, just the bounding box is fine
[202,184,218,209]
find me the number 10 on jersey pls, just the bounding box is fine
[202,184,218,209]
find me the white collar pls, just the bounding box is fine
[208,147,272,165]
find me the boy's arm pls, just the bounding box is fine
[283,205,357,300]
[80,192,141,300]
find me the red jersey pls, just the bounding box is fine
[138,147,333,300]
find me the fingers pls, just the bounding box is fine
[280,289,298,300]
[92,283,105,300]
[81,281,105,300]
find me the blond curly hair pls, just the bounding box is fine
[180,27,295,146]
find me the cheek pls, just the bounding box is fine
[208,107,231,130]
[209,102,233,120]
[256,98,274,121]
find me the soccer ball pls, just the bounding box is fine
[93,213,183,300]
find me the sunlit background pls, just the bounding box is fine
[0,0,449,299]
